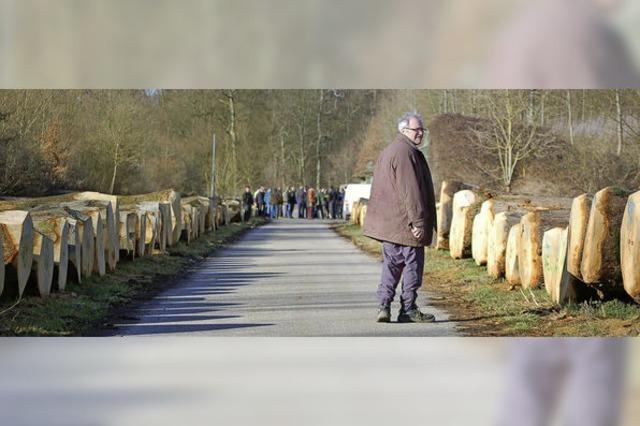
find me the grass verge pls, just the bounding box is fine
[0,218,267,336]
[333,222,640,336]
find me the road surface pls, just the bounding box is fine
[107,219,458,336]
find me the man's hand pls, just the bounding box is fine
[411,225,424,240]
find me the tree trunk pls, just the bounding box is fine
[61,202,106,277]
[581,187,627,291]
[61,210,94,280]
[541,227,568,303]
[316,90,323,188]
[487,212,521,279]
[471,200,495,266]
[566,91,574,145]
[505,224,522,287]
[31,212,69,292]
[109,141,120,194]
[621,190,640,301]
[615,90,623,156]
[567,194,591,280]
[449,190,482,259]
[436,181,470,250]
[32,230,54,297]
[118,211,138,260]
[120,190,182,246]
[0,211,34,297]
[518,210,569,289]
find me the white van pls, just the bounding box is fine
[342,183,371,220]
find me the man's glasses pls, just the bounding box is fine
[405,127,426,134]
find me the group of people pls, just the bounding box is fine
[241,185,345,222]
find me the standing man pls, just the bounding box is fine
[242,186,254,222]
[363,112,437,323]
[296,186,306,218]
[287,186,296,218]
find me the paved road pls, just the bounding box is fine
[108,219,458,336]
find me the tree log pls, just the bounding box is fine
[63,208,95,278]
[436,181,471,250]
[471,200,495,266]
[518,210,569,289]
[183,196,212,234]
[542,227,568,303]
[138,202,163,253]
[32,231,55,297]
[62,202,105,277]
[567,194,591,280]
[181,204,194,244]
[0,192,119,268]
[487,212,521,279]
[505,224,522,287]
[449,190,482,259]
[0,211,34,297]
[620,190,640,302]
[580,187,628,289]
[120,190,182,246]
[118,211,138,259]
[73,192,120,266]
[30,211,69,292]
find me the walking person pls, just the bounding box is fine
[328,186,337,219]
[316,188,326,219]
[255,186,266,217]
[296,186,306,218]
[264,188,272,218]
[287,187,296,218]
[307,187,317,219]
[363,112,437,323]
[242,186,254,222]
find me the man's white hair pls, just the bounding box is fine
[397,112,424,132]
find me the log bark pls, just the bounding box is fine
[0,191,119,268]
[181,204,194,244]
[138,202,163,253]
[580,187,628,289]
[32,231,54,297]
[471,200,495,266]
[30,212,69,292]
[183,196,212,234]
[542,227,568,304]
[360,205,368,229]
[436,181,471,250]
[120,190,182,246]
[62,202,105,277]
[118,211,138,259]
[63,208,95,279]
[505,224,522,287]
[487,212,521,279]
[620,190,640,301]
[73,192,120,267]
[449,190,482,259]
[567,194,591,280]
[518,210,569,289]
[0,211,34,297]
[158,203,172,249]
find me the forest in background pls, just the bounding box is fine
[1,89,639,198]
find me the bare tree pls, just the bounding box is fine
[472,90,557,192]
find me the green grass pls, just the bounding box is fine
[0,218,266,336]
[333,222,640,336]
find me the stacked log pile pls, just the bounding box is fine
[352,182,640,306]
[0,190,225,300]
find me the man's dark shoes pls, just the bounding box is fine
[397,308,435,323]
[376,306,391,323]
